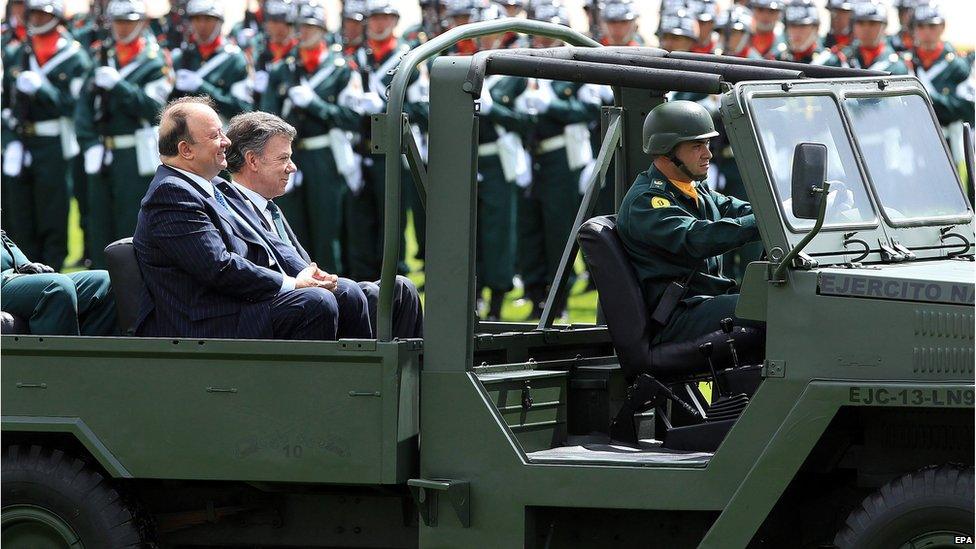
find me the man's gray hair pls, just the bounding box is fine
[225,112,297,173]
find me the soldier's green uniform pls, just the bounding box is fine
[75,0,169,268]
[169,0,251,121]
[909,15,974,128]
[1,6,27,233]
[1,231,117,335]
[2,4,91,269]
[261,2,362,274]
[345,2,428,281]
[824,1,911,75]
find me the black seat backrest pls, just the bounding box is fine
[104,238,145,336]
[577,216,653,379]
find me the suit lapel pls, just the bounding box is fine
[162,167,267,250]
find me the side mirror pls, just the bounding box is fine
[790,142,828,220]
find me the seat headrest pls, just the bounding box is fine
[578,216,652,379]
[104,238,145,336]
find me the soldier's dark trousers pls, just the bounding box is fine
[71,154,90,259]
[7,136,70,269]
[1,270,116,335]
[343,156,408,281]
[277,146,345,274]
[87,148,152,268]
[477,155,516,294]
[517,147,580,307]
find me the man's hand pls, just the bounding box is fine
[295,262,338,291]
[19,262,56,274]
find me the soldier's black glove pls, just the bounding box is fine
[19,262,56,274]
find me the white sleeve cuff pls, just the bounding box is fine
[279,275,296,294]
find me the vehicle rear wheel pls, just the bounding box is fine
[2,444,147,548]
[834,464,974,549]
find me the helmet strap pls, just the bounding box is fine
[113,22,144,44]
[667,150,707,182]
[28,17,58,36]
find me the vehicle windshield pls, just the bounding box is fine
[752,95,877,230]
[844,94,971,224]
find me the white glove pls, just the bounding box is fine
[515,91,551,115]
[357,91,385,115]
[94,66,122,90]
[84,144,109,174]
[578,160,597,195]
[287,85,315,108]
[253,70,269,94]
[175,69,203,92]
[15,71,44,95]
[2,140,24,177]
[479,89,494,115]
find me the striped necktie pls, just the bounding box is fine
[266,200,293,247]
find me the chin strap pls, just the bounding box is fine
[667,151,708,182]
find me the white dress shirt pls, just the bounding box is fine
[233,182,277,234]
[167,165,295,293]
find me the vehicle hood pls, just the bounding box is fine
[817,260,975,306]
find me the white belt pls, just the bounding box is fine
[297,134,332,150]
[478,141,499,156]
[29,119,61,136]
[535,134,567,154]
[104,134,137,149]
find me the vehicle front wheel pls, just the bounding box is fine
[834,464,974,549]
[2,444,147,548]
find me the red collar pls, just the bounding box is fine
[31,30,61,66]
[455,38,477,55]
[300,41,326,74]
[196,34,223,59]
[116,36,145,67]
[859,43,885,67]
[751,31,775,55]
[268,37,296,62]
[692,40,715,54]
[368,36,396,62]
[916,42,945,70]
[792,44,816,61]
[835,33,851,48]
[14,24,26,42]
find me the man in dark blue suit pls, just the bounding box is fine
[132,96,371,340]
[223,111,423,338]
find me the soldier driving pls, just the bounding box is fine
[617,101,762,348]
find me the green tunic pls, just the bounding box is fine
[823,41,911,75]
[616,165,759,343]
[169,40,252,120]
[911,42,975,128]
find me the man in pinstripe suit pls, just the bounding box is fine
[132,96,371,340]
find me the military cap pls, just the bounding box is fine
[185,0,224,20]
[446,0,482,19]
[912,3,944,25]
[659,0,687,16]
[343,0,367,21]
[264,0,294,22]
[106,0,147,20]
[643,100,718,156]
[716,5,754,33]
[852,0,888,23]
[686,0,718,22]
[659,9,697,38]
[366,0,400,17]
[295,0,326,27]
[531,2,570,26]
[749,0,785,11]
[827,0,856,11]
[478,3,506,21]
[26,0,65,20]
[603,1,639,22]
[783,0,820,26]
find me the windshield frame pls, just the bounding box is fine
[840,88,974,229]
[745,89,882,235]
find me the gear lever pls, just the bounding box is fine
[720,318,741,371]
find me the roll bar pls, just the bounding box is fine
[377,20,599,341]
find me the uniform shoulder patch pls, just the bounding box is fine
[650,196,671,208]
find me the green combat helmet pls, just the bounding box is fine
[642,100,719,180]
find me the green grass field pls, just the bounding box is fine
[65,202,600,324]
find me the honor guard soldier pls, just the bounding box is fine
[169,0,252,120]
[515,3,601,318]
[2,0,28,51]
[401,0,439,48]
[472,3,523,319]
[826,0,910,74]
[344,0,429,281]
[617,101,762,348]
[2,0,91,270]
[260,1,363,274]
[890,0,919,53]
[444,0,481,55]
[493,0,528,48]
[776,0,830,64]
[686,0,719,54]
[229,0,266,53]
[601,1,640,47]
[748,0,784,59]
[340,0,367,56]
[658,9,698,53]
[911,3,975,181]
[250,0,297,108]
[716,5,761,58]
[75,0,169,268]
[824,0,855,51]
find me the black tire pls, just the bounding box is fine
[2,444,147,548]
[834,464,975,549]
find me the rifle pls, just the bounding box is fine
[94,36,112,173]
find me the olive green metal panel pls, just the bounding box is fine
[3,416,132,478]
[2,336,420,484]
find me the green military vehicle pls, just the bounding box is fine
[3,21,974,548]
